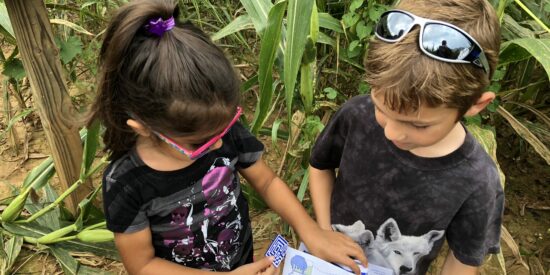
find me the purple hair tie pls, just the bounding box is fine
[145,16,175,37]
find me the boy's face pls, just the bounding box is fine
[371,92,460,152]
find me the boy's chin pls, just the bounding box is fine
[391,140,415,151]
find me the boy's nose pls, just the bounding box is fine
[384,121,406,141]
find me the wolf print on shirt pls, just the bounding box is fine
[333,218,444,275]
[162,157,243,270]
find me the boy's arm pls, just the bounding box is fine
[308,165,336,230]
[114,228,275,275]
[239,159,367,274]
[440,250,478,275]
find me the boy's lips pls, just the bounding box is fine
[391,140,410,149]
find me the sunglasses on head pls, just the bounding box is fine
[375,9,490,74]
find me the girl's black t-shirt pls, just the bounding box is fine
[102,122,263,270]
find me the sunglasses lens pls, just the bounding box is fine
[376,12,414,40]
[422,24,474,60]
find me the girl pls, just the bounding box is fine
[87,0,367,274]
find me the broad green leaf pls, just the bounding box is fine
[319,13,343,33]
[1,236,23,273]
[318,32,336,47]
[50,246,80,275]
[349,0,364,13]
[75,184,102,229]
[239,0,273,35]
[81,121,100,178]
[25,184,61,230]
[310,1,319,43]
[342,13,360,27]
[499,39,550,80]
[285,0,314,125]
[58,36,83,65]
[0,3,15,45]
[300,53,314,112]
[21,156,54,190]
[251,1,287,135]
[50,18,93,36]
[368,5,385,21]
[211,15,253,41]
[501,14,535,40]
[324,87,338,99]
[2,57,25,80]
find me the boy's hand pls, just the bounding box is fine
[303,228,368,275]
[229,256,280,275]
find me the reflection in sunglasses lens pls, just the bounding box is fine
[422,24,473,60]
[377,12,414,40]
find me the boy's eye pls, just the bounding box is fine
[412,124,429,129]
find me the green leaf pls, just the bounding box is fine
[342,13,360,27]
[324,87,338,99]
[0,108,32,141]
[2,58,26,80]
[81,121,100,178]
[349,0,364,13]
[358,82,370,94]
[319,13,343,33]
[356,21,372,40]
[285,0,314,124]
[296,169,309,202]
[211,15,254,41]
[50,246,80,275]
[22,156,54,190]
[239,0,273,35]
[0,3,16,45]
[1,236,23,273]
[499,39,550,81]
[58,36,83,65]
[75,185,102,230]
[251,1,287,135]
[368,5,385,21]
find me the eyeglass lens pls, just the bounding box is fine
[422,24,474,60]
[376,12,414,41]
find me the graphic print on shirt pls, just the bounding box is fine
[161,157,243,270]
[333,218,444,275]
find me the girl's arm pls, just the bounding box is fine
[114,227,275,275]
[308,166,336,230]
[240,159,367,275]
[440,250,478,275]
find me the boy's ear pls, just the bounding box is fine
[463,92,495,117]
[127,119,152,137]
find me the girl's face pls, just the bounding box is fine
[153,107,242,160]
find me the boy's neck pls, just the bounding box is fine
[409,122,466,158]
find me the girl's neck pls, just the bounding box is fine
[135,136,196,171]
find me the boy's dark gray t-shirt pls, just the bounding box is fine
[310,95,504,274]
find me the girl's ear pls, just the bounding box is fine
[127,119,152,137]
[463,92,495,117]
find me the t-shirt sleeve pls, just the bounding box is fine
[445,170,504,266]
[102,166,149,233]
[229,122,264,169]
[309,107,348,170]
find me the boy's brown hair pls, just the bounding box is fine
[364,0,500,116]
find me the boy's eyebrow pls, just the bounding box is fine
[371,96,437,125]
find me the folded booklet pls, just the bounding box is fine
[280,242,393,275]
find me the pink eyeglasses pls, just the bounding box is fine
[152,107,242,160]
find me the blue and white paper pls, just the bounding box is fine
[281,243,393,275]
[265,234,289,268]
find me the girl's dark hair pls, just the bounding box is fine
[87,0,240,160]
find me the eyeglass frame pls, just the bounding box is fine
[130,106,243,160]
[374,9,490,74]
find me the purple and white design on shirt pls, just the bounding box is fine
[163,158,243,270]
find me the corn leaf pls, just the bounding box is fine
[296,169,309,202]
[50,246,112,275]
[25,184,61,230]
[0,108,32,141]
[81,121,100,178]
[1,236,23,274]
[211,15,253,41]
[497,106,550,165]
[499,39,550,81]
[251,1,287,135]
[0,3,16,45]
[285,0,314,124]
[50,18,93,36]
[466,124,506,188]
[319,12,343,33]
[238,0,273,35]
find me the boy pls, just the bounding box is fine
[308,0,504,274]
